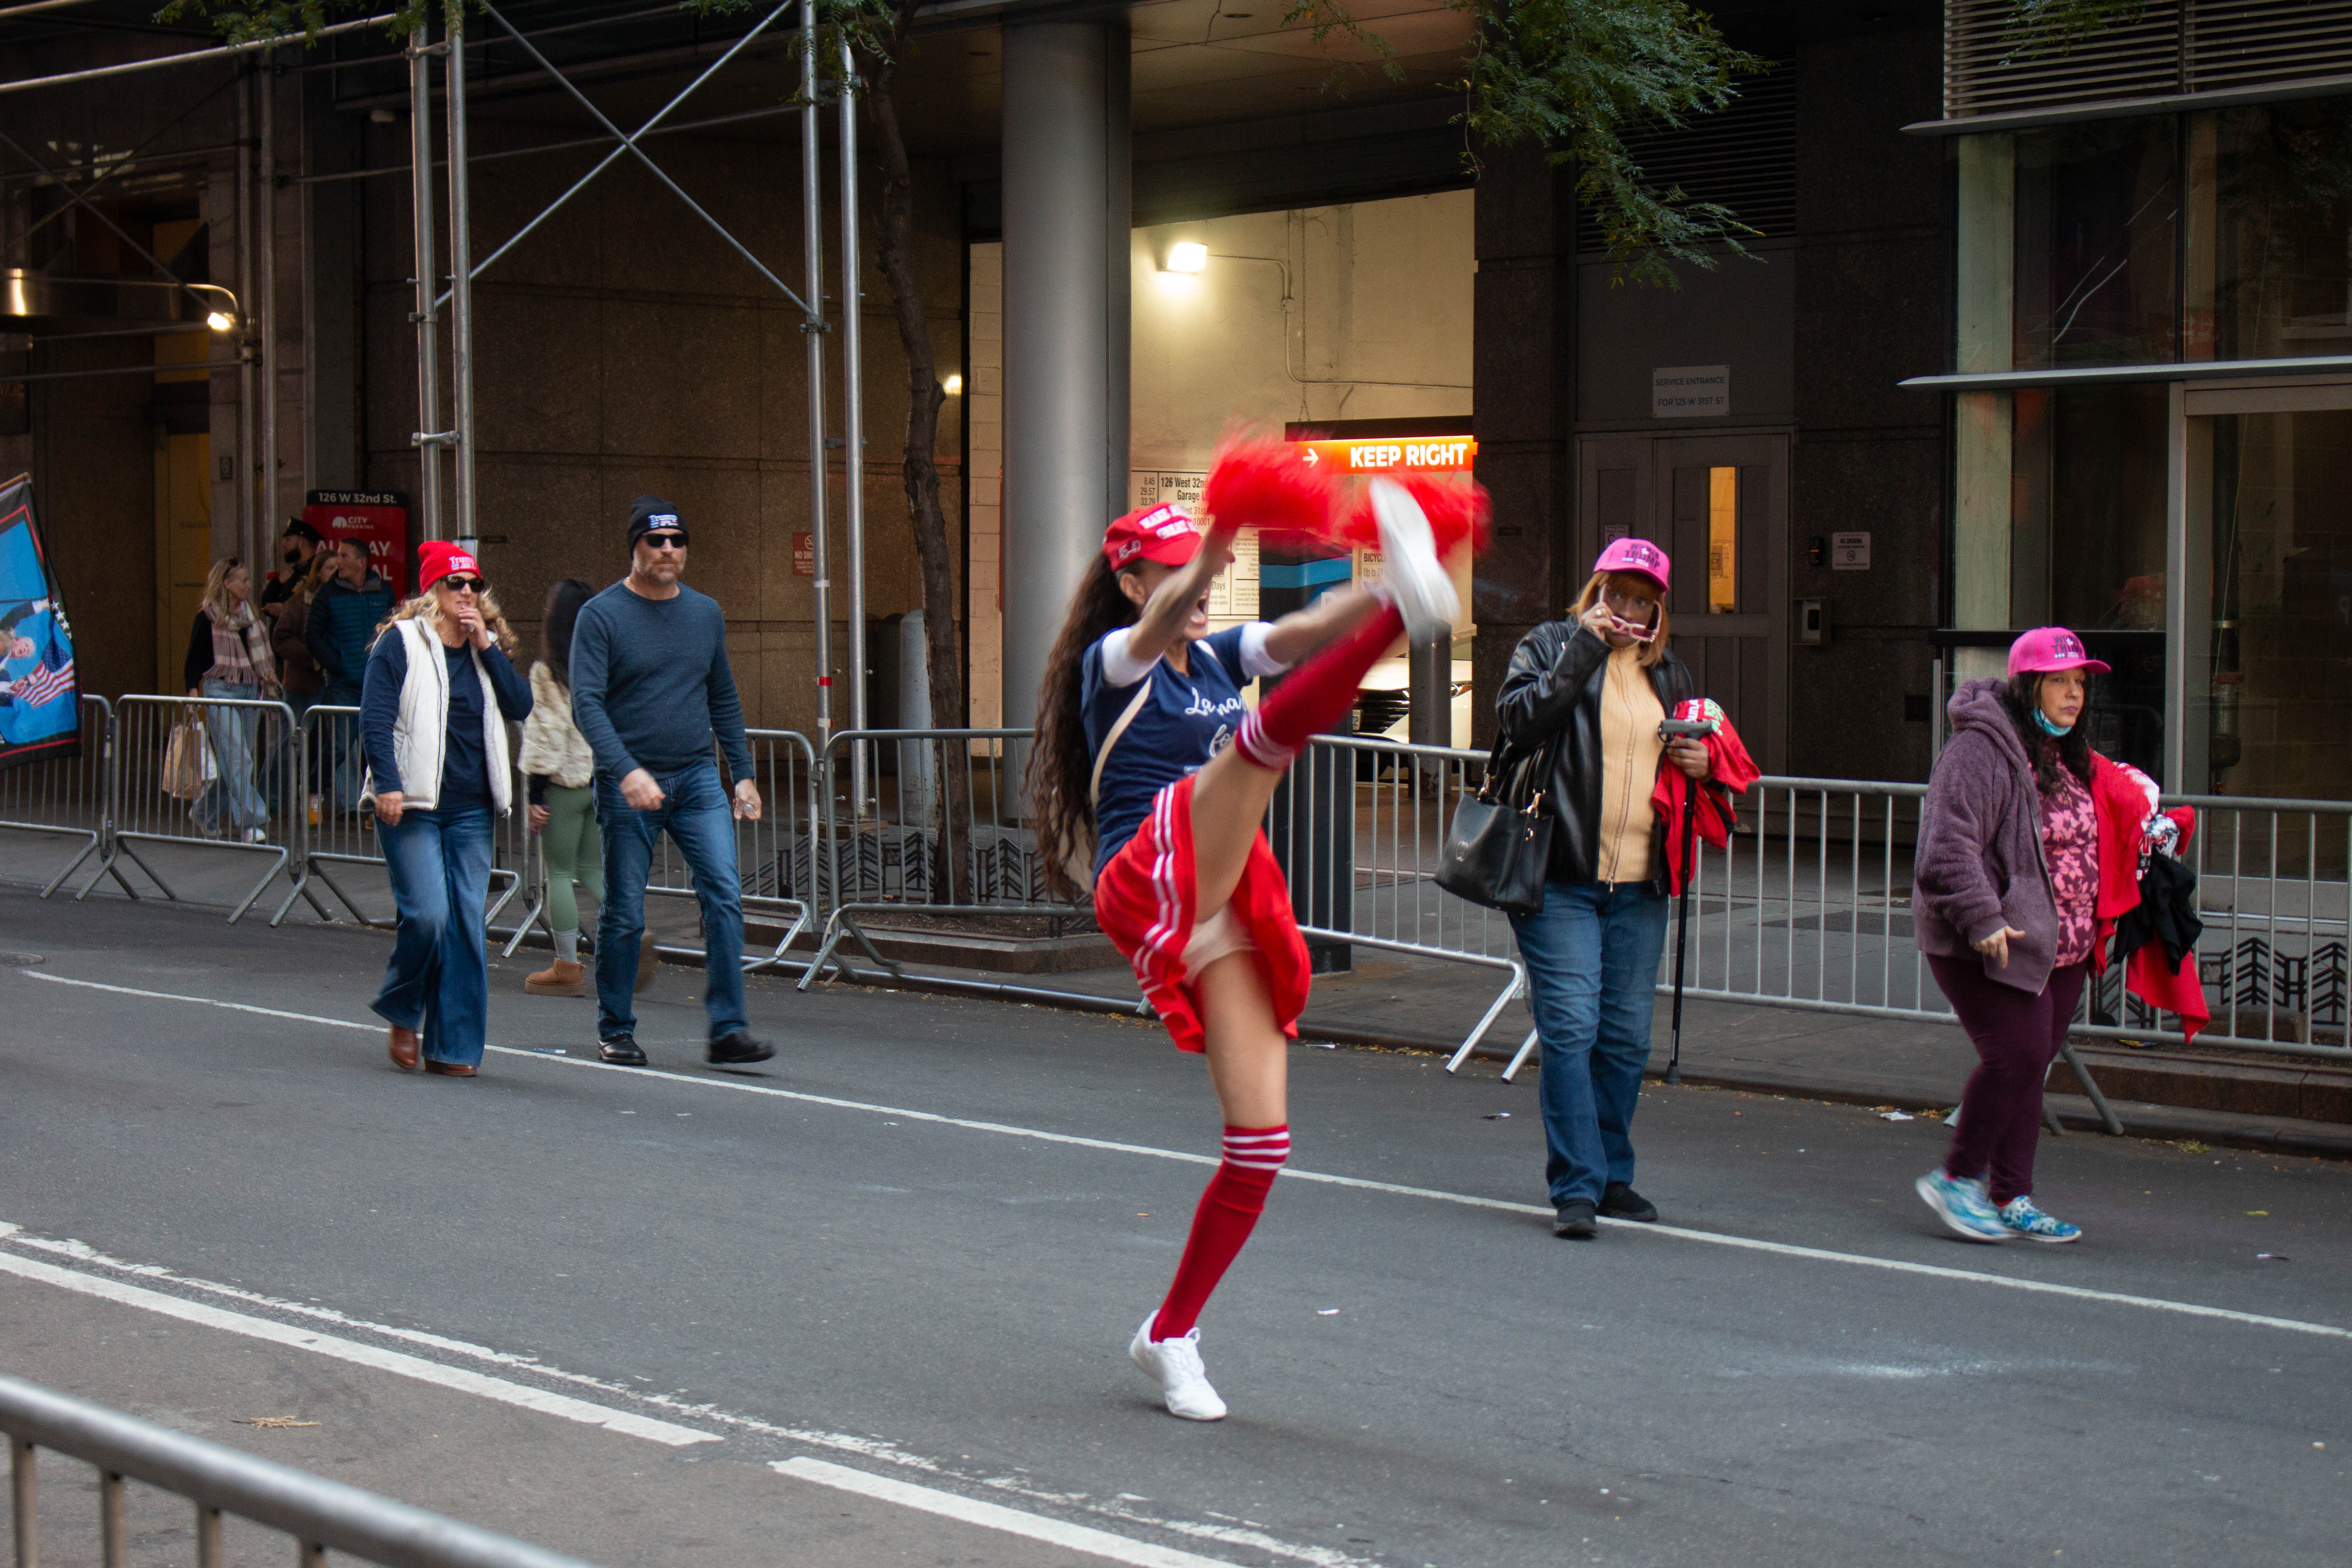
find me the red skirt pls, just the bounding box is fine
[1091,774,1313,1054]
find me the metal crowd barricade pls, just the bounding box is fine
[1287,734,1528,1067]
[799,727,1110,997]
[281,704,524,933]
[2,1372,600,1568]
[584,729,819,972]
[109,694,296,924]
[0,695,129,900]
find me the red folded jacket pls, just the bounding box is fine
[1648,703,1761,895]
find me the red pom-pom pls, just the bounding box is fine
[1334,472,1493,555]
[1201,433,1341,545]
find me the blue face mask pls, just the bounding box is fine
[2033,708,2074,738]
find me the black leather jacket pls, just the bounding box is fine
[1494,619,1695,893]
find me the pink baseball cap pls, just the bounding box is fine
[2008,626,2110,676]
[1594,536,1670,594]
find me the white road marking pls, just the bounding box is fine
[22,969,2352,1345]
[775,1458,1239,1568]
[0,1227,1368,1568]
[0,1248,714,1446]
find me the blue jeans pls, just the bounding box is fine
[594,760,745,1044]
[1509,879,1670,1208]
[371,804,495,1068]
[318,682,364,810]
[193,680,269,833]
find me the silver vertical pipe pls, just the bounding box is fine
[408,23,443,545]
[235,65,256,571]
[446,14,476,545]
[258,48,279,547]
[801,0,831,746]
[838,32,867,781]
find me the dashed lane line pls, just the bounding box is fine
[21,970,2352,1344]
[774,1458,1240,1568]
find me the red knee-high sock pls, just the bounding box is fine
[1152,1124,1291,1341]
[1234,602,1404,770]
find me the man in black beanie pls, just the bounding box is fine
[568,494,773,1068]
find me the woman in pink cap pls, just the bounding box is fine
[1911,627,2119,1243]
[1494,539,1713,1240]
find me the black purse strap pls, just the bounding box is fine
[1478,723,1568,811]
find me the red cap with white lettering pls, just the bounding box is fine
[1101,504,1203,570]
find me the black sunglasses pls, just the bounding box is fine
[642,530,689,551]
[441,576,485,594]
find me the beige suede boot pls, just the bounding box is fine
[526,957,585,997]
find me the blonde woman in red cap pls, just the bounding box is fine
[1494,539,1713,1241]
[1912,627,2131,1244]
[360,542,533,1078]
[1027,488,1458,1422]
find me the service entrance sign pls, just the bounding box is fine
[1652,365,1729,419]
[303,491,410,595]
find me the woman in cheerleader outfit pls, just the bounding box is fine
[1027,458,1467,1420]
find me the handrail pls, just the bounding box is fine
[0,1372,600,1568]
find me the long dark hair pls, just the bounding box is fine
[2000,672,2094,794]
[1028,553,1144,902]
[542,579,592,689]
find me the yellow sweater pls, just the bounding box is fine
[1596,644,1664,883]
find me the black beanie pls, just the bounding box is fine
[626,494,683,549]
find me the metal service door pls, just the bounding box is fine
[1577,433,1789,772]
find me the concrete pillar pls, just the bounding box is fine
[999,19,1130,732]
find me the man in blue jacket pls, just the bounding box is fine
[570,495,772,1069]
[303,537,392,810]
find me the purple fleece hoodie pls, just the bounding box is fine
[1914,677,2062,996]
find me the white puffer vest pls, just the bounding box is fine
[365,617,512,815]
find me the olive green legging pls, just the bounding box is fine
[538,782,604,934]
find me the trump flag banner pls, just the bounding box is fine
[0,473,78,770]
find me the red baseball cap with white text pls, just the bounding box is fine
[1101,505,1203,571]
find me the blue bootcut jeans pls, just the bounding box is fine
[371,803,495,1068]
[594,760,747,1044]
[1509,879,1671,1210]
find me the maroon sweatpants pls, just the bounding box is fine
[1926,954,2091,1205]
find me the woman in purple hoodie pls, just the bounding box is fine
[1911,628,2112,1245]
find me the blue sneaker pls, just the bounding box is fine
[1914,1167,2010,1242]
[1997,1195,2082,1244]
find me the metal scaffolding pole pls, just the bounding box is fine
[446,12,476,546]
[258,46,279,545]
[801,0,831,749]
[838,31,867,769]
[235,65,256,572]
[407,22,444,546]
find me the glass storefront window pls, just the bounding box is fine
[2009,383,2169,779]
[2015,119,2180,368]
[2193,407,2352,800]
[2188,102,2352,362]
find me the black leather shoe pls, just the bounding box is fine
[1599,1182,1658,1222]
[598,1035,648,1067]
[706,1031,775,1066]
[1553,1200,1599,1240]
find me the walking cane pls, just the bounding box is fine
[1666,768,1699,1087]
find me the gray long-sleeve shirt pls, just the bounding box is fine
[568,580,754,782]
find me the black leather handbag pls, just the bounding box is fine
[1436,726,1566,916]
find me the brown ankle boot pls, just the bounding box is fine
[526,957,584,997]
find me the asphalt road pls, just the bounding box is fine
[2,885,2347,1568]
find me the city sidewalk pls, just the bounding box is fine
[7,824,2348,1160]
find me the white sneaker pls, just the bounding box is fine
[1128,1313,1227,1421]
[1368,477,1460,643]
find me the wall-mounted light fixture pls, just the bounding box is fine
[942,373,964,395]
[1159,240,1208,274]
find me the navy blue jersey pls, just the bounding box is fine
[1083,623,1283,873]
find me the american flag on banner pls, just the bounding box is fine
[12,658,71,709]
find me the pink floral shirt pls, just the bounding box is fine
[2040,768,2099,968]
